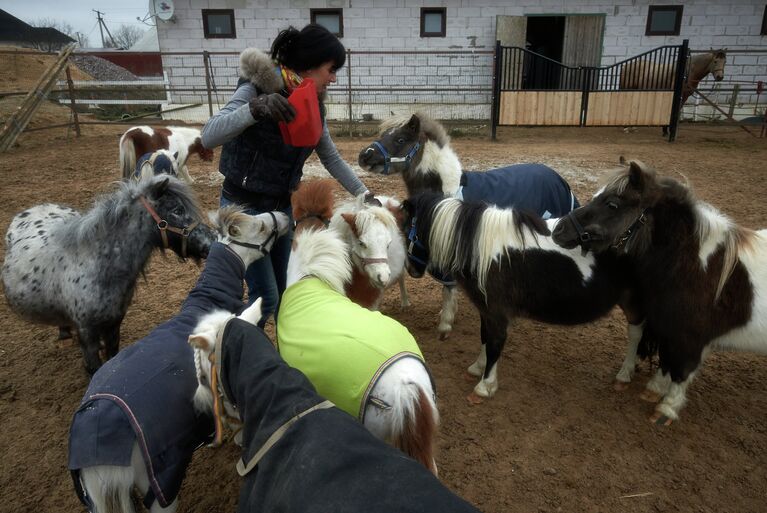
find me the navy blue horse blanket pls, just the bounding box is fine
[458,163,579,219]
[68,242,246,509]
[134,151,176,179]
[217,317,479,513]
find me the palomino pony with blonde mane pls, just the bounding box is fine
[278,180,439,473]
[552,160,767,425]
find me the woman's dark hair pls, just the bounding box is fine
[270,24,346,73]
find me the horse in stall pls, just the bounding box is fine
[402,192,646,404]
[119,126,214,183]
[552,160,767,425]
[1,176,216,374]
[358,112,578,339]
[269,179,439,473]
[619,49,727,135]
[331,193,410,310]
[68,207,290,513]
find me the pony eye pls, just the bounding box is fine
[608,202,619,210]
[359,241,367,249]
[396,138,405,145]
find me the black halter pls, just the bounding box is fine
[611,209,648,250]
[229,211,279,256]
[565,208,648,254]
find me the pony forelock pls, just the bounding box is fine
[378,112,449,147]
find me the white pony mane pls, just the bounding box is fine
[693,201,747,301]
[429,198,539,297]
[377,112,450,147]
[208,205,251,241]
[190,309,235,414]
[288,228,352,294]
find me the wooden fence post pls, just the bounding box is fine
[65,66,81,137]
[203,51,213,118]
[727,84,740,119]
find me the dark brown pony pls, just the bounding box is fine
[119,125,214,183]
[552,160,763,425]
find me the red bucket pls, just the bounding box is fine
[279,78,322,147]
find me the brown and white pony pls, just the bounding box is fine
[119,126,214,183]
[285,180,439,474]
[552,160,765,425]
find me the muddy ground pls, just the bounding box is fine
[0,122,765,513]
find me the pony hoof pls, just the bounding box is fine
[466,392,484,406]
[613,380,630,392]
[439,331,450,341]
[464,371,478,383]
[639,390,662,403]
[649,411,674,426]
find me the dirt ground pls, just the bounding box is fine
[0,119,766,513]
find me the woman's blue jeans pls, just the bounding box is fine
[219,195,293,328]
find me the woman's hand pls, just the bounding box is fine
[249,93,296,123]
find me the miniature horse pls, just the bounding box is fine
[187,300,480,513]
[358,112,577,339]
[331,194,410,310]
[277,180,439,473]
[69,207,290,513]
[552,160,766,425]
[403,192,645,404]
[1,176,215,374]
[119,126,214,183]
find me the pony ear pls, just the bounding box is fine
[406,114,420,133]
[238,297,262,326]
[341,212,359,236]
[228,223,242,238]
[207,210,220,229]
[627,161,647,189]
[188,333,211,351]
[150,177,170,197]
[173,151,179,161]
[618,156,627,165]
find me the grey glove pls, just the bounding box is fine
[249,93,296,123]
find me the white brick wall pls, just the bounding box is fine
[157,0,767,120]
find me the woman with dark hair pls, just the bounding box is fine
[202,24,371,327]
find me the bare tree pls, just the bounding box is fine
[29,18,78,51]
[105,25,146,49]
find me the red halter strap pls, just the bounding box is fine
[139,196,199,258]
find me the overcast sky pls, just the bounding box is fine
[2,0,150,45]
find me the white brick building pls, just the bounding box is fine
[156,0,767,122]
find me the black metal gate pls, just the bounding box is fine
[491,40,689,141]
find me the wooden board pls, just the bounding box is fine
[498,91,582,126]
[585,91,673,126]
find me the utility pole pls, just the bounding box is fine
[93,9,116,48]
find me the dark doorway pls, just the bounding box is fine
[523,16,566,89]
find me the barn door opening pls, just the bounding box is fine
[524,16,565,89]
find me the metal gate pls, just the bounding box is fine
[491,40,689,141]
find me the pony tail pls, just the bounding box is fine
[119,135,136,179]
[271,26,300,62]
[393,386,439,475]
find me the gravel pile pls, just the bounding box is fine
[71,55,139,81]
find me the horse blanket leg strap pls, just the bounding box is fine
[236,400,334,476]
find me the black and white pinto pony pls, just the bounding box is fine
[402,192,646,404]
[552,160,766,425]
[1,175,215,374]
[330,193,410,310]
[119,126,214,183]
[68,207,290,513]
[132,149,180,181]
[358,113,578,339]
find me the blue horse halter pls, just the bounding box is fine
[370,140,421,175]
[406,216,456,286]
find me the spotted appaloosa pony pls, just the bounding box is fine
[69,207,289,513]
[552,160,767,425]
[1,176,215,374]
[402,192,645,404]
[358,113,578,339]
[119,126,214,183]
[277,179,439,473]
[331,194,410,310]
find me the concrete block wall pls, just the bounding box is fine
[158,0,767,120]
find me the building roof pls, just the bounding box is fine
[0,9,74,43]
